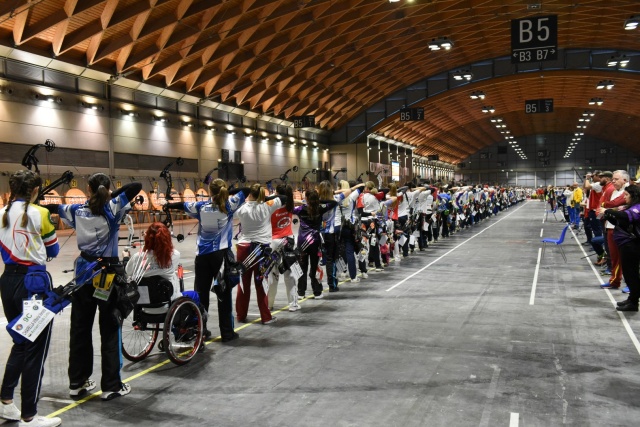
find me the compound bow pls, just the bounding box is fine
[21,139,74,201]
[159,157,185,242]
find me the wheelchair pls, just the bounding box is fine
[121,277,205,365]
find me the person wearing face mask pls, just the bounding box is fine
[602,184,640,311]
[596,170,630,290]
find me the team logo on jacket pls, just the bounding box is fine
[277,216,291,229]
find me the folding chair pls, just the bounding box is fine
[541,224,570,262]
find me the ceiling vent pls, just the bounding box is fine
[527,3,541,10]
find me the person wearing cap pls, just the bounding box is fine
[596,170,629,289]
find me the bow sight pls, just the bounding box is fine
[280,165,298,182]
[21,139,74,200]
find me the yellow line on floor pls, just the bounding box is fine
[45,277,358,419]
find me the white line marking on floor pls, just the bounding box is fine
[569,227,640,356]
[530,248,542,305]
[386,203,527,292]
[540,228,543,238]
[40,396,75,405]
[510,412,519,427]
[478,364,501,427]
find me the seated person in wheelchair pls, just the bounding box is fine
[125,222,183,312]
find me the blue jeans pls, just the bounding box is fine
[340,226,358,279]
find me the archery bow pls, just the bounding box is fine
[21,139,74,201]
[280,166,299,183]
[159,157,185,242]
[301,169,316,191]
[356,171,371,183]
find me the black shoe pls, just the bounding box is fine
[616,304,638,312]
[582,241,592,246]
[617,299,633,307]
[221,332,240,343]
[329,287,339,293]
[204,329,212,339]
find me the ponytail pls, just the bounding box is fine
[306,189,319,218]
[249,183,265,203]
[87,173,111,215]
[209,178,228,214]
[276,184,294,213]
[3,170,42,228]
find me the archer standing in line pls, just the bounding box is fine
[0,170,61,427]
[235,184,286,324]
[165,178,248,342]
[266,184,299,312]
[53,173,141,401]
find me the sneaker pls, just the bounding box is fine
[314,293,324,299]
[375,268,384,272]
[203,329,212,339]
[600,283,619,289]
[329,287,339,293]
[297,294,305,300]
[601,269,611,276]
[288,304,300,312]
[622,287,630,294]
[361,272,368,279]
[351,277,360,283]
[221,332,240,343]
[617,299,632,307]
[617,304,639,312]
[0,402,20,421]
[261,317,277,325]
[69,379,96,397]
[101,383,131,401]
[19,416,62,427]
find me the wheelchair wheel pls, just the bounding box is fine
[121,309,160,362]
[162,297,203,365]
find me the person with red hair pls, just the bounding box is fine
[125,222,182,301]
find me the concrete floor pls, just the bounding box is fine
[1,200,640,426]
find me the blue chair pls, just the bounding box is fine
[541,224,570,262]
[544,203,561,222]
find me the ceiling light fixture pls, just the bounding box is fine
[596,80,614,90]
[625,15,640,30]
[607,54,630,68]
[153,116,168,123]
[588,98,604,106]
[428,36,454,51]
[469,91,486,100]
[452,70,473,81]
[481,106,495,113]
[120,109,138,117]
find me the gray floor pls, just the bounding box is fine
[2,200,640,426]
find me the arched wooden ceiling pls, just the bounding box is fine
[0,0,638,162]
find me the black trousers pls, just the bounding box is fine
[1,270,52,419]
[398,216,410,256]
[322,231,339,290]
[68,277,122,392]
[620,240,640,303]
[194,250,234,339]
[298,241,322,296]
